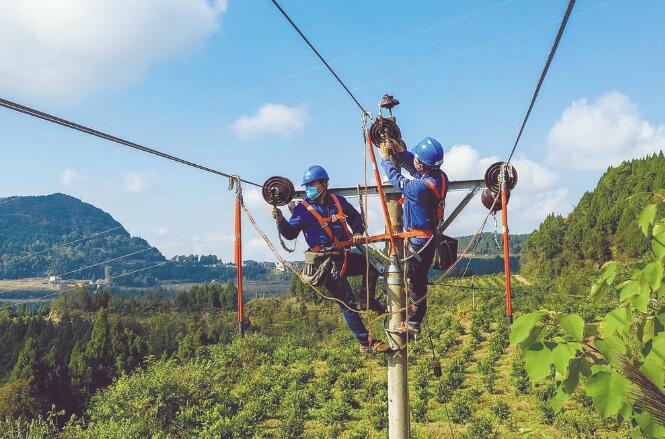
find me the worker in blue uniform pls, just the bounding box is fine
[272,165,389,353]
[378,137,448,335]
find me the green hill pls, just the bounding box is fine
[521,153,665,280]
[0,194,163,281]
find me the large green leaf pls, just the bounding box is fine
[595,335,627,360]
[638,204,657,236]
[549,385,570,414]
[641,333,665,387]
[552,343,577,377]
[619,280,639,302]
[509,311,546,347]
[643,261,664,292]
[524,342,554,381]
[600,261,621,284]
[563,357,589,394]
[635,411,665,438]
[586,370,630,418]
[559,314,585,341]
[602,307,631,338]
[631,278,651,313]
[653,222,665,259]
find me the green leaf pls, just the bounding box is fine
[642,318,655,344]
[549,385,570,414]
[643,261,664,292]
[619,280,640,302]
[524,342,554,381]
[563,357,588,394]
[509,311,546,347]
[657,284,665,298]
[631,280,651,313]
[641,333,665,387]
[595,335,627,360]
[635,411,665,438]
[638,204,657,236]
[600,261,621,284]
[559,314,585,341]
[552,343,577,377]
[586,370,630,418]
[590,280,607,299]
[602,307,631,338]
[653,224,665,259]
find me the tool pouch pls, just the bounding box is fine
[432,234,458,271]
[301,251,333,287]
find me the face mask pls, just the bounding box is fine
[305,185,320,200]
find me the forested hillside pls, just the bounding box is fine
[521,153,665,280]
[457,233,528,256]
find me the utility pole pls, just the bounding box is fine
[234,180,245,336]
[385,192,409,439]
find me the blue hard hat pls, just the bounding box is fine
[412,137,444,168]
[302,165,329,186]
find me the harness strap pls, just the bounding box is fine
[301,195,351,276]
[422,174,448,221]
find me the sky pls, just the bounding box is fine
[0,0,664,262]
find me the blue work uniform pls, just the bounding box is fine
[278,195,381,346]
[381,150,449,329]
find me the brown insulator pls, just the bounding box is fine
[484,161,518,193]
[262,176,295,206]
[369,116,401,148]
[481,188,510,212]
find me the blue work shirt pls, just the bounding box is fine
[381,150,449,245]
[278,194,365,249]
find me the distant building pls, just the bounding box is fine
[48,276,62,284]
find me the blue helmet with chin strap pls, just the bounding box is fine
[412,137,444,168]
[302,165,329,186]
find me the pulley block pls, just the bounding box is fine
[484,161,518,193]
[481,188,511,213]
[369,116,402,148]
[262,176,295,206]
[379,94,400,110]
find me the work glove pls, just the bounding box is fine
[378,138,405,158]
[351,233,365,245]
[272,206,285,223]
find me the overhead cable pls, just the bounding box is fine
[270,0,368,114]
[506,0,577,163]
[0,97,262,188]
[3,226,124,264]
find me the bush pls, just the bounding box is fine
[448,393,473,424]
[465,414,496,439]
[491,401,510,422]
[553,408,603,439]
[511,355,529,394]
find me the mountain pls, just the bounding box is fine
[521,153,665,280]
[456,232,528,256]
[0,194,164,281]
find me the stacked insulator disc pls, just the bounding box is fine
[481,162,518,212]
[369,117,401,147]
[262,176,295,206]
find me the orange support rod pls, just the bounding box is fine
[365,129,398,256]
[235,197,244,336]
[501,188,513,324]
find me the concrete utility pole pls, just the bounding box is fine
[385,193,409,439]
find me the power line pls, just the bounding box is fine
[270,0,368,114]
[3,226,124,265]
[0,97,262,188]
[507,0,577,163]
[0,247,155,296]
[0,259,174,310]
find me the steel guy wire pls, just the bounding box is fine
[2,226,124,265]
[0,259,174,310]
[0,97,262,188]
[506,0,577,163]
[270,0,368,114]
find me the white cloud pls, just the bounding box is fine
[156,228,168,236]
[232,103,309,140]
[59,169,79,185]
[547,92,665,170]
[122,173,159,193]
[0,0,227,101]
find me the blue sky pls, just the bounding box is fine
[0,0,663,261]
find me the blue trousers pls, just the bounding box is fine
[323,252,376,346]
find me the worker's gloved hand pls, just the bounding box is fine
[378,138,405,158]
[272,206,285,222]
[351,233,365,245]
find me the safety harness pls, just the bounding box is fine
[300,194,352,276]
[402,173,448,237]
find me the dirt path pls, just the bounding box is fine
[512,275,532,286]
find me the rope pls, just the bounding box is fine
[270,0,368,114]
[506,0,577,163]
[0,97,262,188]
